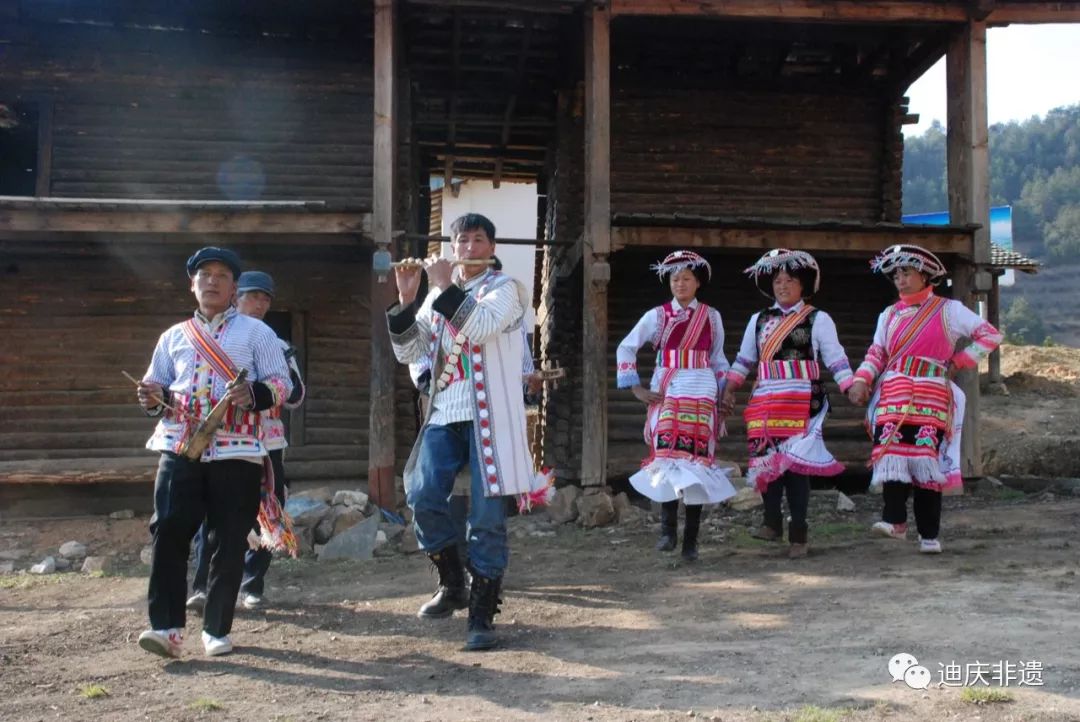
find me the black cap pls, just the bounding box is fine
[186,247,242,279]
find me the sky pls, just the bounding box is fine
[904,23,1080,136]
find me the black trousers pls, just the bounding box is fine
[192,450,286,597]
[148,452,262,638]
[660,501,702,539]
[762,472,811,544]
[882,482,942,540]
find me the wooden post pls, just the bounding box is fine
[289,310,308,447]
[581,2,611,488]
[35,99,54,198]
[946,19,989,479]
[369,0,398,509]
[988,272,1002,384]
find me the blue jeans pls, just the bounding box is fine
[407,422,508,579]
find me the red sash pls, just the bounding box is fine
[181,319,241,383]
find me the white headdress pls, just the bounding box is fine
[869,244,947,282]
[744,248,820,298]
[650,250,712,282]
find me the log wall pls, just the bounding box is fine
[0,20,374,206]
[611,87,901,223]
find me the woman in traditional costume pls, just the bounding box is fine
[848,244,1002,554]
[616,250,736,561]
[721,249,854,558]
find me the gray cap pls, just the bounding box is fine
[237,271,275,298]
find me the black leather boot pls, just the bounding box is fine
[656,500,678,551]
[417,546,469,619]
[464,571,502,651]
[681,504,701,561]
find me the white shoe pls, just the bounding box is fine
[202,631,234,657]
[240,593,264,610]
[871,521,908,540]
[185,591,207,614]
[138,629,182,658]
[919,537,943,554]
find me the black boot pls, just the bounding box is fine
[464,571,502,651]
[681,504,701,561]
[656,500,678,552]
[418,546,469,619]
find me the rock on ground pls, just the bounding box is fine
[332,490,369,509]
[576,489,615,528]
[30,557,56,574]
[318,513,381,561]
[58,541,87,559]
[547,485,581,524]
[81,556,114,574]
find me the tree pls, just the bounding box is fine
[1002,296,1046,346]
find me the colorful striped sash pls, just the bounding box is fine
[643,302,714,451]
[889,356,947,378]
[657,350,710,369]
[757,359,820,381]
[760,305,815,363]
[181,319,241,383]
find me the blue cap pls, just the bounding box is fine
[186,247,242,279]
[237,271,276,298]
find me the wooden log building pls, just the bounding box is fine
[1,1,1078,504]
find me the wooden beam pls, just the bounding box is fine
[289,310,308,448]
[947,22,990,274]
[987,3,1080,23]
[609,0,1080,24]
[581,2,611,489]
[34,99,54,198]
[611,225,973,255]
[493,21,534,188]
[370,0,398,510]
[609,0,971,22]
[947,20,990,480]
[443,9,462,184]
[0,207,371,234]
[891,27,954,94]
[987,273,1002,384]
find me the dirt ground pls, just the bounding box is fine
[3,343,1080,722]
[3,488,1080,722]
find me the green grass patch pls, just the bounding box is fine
[189,698,225,712]
[960,687,1014,705]
[0,574,69,590]
[78,684,110,699]
[727,527,773,548]
[990,486,1026,501]
[813,522,865,541]
[790,705,852,722]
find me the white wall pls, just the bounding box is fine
[440,180,538,328]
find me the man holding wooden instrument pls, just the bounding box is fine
[135,247,292,658]
[387,213,552,651]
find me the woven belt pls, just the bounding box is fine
[757,359,820,381]
[657,350,710,369]
[890,356,947,378]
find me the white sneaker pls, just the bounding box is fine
[240,593,264,610]
[871,521,908,540]
[138,628,182,658]
[919,537,943,554]
[202,631,234,657]
[185,591,207,614]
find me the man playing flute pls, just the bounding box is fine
[386,213,551,651]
